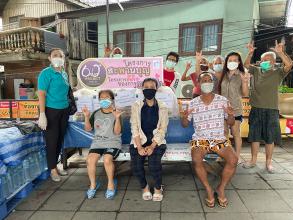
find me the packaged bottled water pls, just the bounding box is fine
[7,161,23,191]
[29,152,41,179]
[33,152,41,176]
[0,178,4,203]
[41,148,48,171]
[6,172,13,196]
[23,157,31,183]
[0,161,8,199]
[38,148,48,172]
[29,154,37,179]
[0,175,8,199]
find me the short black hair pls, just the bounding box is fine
[98,90,115,100]
[142,78,159,89]
[166,51,179,63]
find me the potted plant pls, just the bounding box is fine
[279,86,293,119]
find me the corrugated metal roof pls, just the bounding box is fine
[57,0,190,19]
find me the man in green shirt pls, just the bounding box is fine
[243,40,293,173]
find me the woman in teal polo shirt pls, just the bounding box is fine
[38,48,69,182]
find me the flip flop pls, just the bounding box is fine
[266,165,274,174]
[205,198,215,208]
[214,192,228,208]
[242,162,256,169]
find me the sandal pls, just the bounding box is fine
[142,185,152,201]
[153,186,163,202]
[266,165,274,174]
[214,192,228,208]
[105,179,117,200]
[86,180,101,199]
[242,162,256,169]
[205,198,215,208]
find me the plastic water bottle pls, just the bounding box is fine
[41,148,48,171]
[8,168,16,192]
[7,161,23,191]
[37,151,44,172]
[30,152,40,179]
[28,154,36,179]
[33,152,41,176]
[23,158,31,183]
[0,178,4,203]
[38,148,48,172]
[0,175,8,198]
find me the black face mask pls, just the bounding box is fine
[143,89,157,100]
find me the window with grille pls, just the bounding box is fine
[86,21,98,43]
[113,28,144,57]
[179,19,223,56]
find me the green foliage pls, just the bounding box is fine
[279,86,293,93]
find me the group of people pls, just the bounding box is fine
[37,40,292,207]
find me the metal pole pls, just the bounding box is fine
[106,0,110,47]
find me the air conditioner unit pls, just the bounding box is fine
[179,82,194,99]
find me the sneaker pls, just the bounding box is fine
[105,179,117,200]
[86,180,101,199]
[58,169,68,176]
[50,173,61,182]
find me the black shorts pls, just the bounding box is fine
[89,148,121,160]
[235,115,243,122]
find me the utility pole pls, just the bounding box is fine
[106,0,110,47]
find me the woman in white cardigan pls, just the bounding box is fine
[130,78,169,202]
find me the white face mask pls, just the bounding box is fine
[166,60,177,69]
[201,82,214,94]
[213,64,223,72]
[227,61,239,71]
[51,57,64,68]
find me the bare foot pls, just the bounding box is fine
[154,188,162,195]
[206,187,214,201]
[107,181,115,191]
[216,186,226,199]
[143,185,150,193]
[266,163,274,174]
[90,183,96,190]
[51,168,58,176]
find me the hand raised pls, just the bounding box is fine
[240,71,251,83]
[246,41,256,54]
[195,50,203,61]
[270,40,284,54]
[112,109,124,119]
[82,106,90,118]
[185,61,192,71]
[223,102,234,116]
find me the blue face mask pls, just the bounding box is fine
[99,99,112,109]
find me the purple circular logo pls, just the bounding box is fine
[78,60,106,88]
